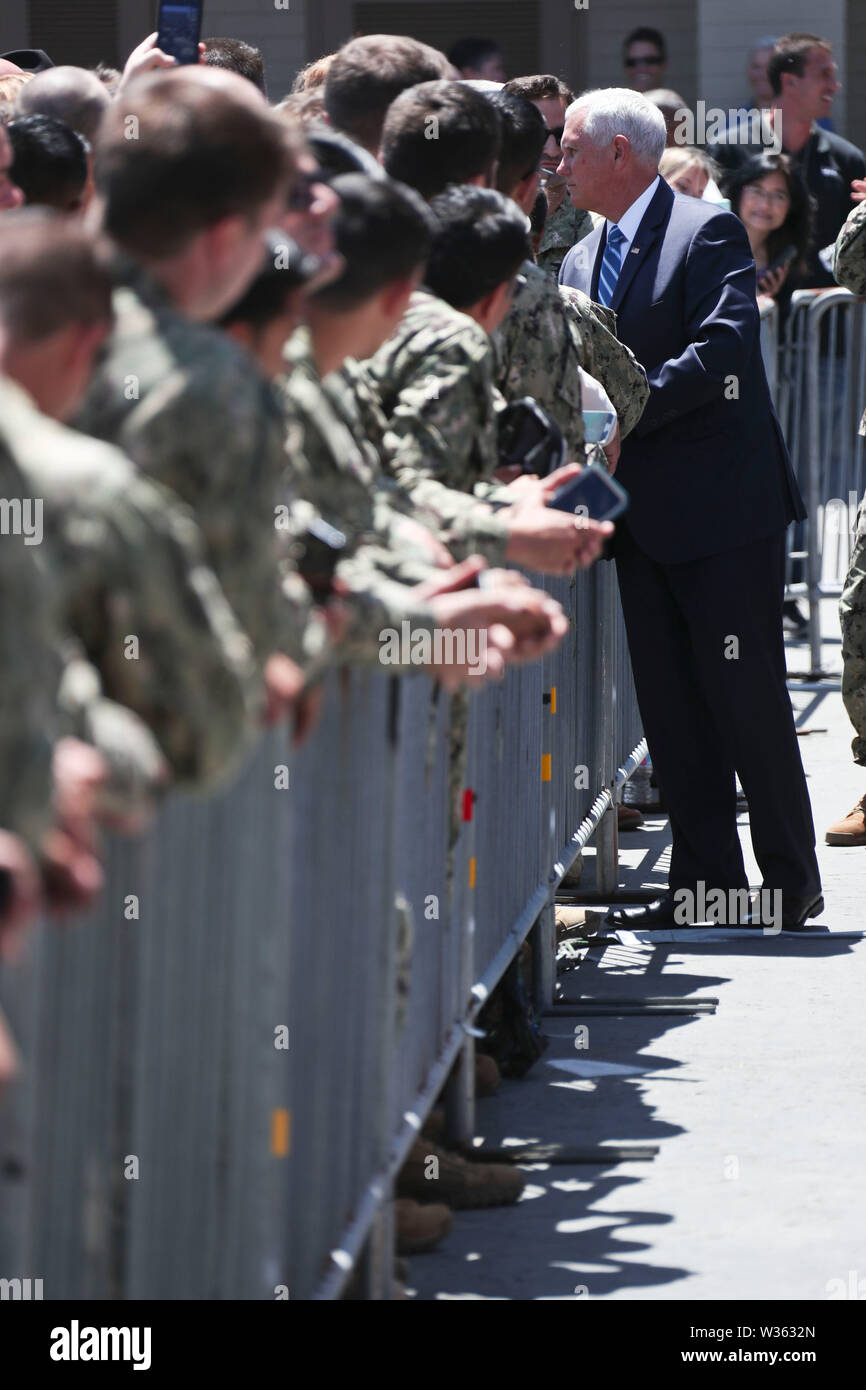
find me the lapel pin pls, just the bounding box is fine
[630,245,640,254]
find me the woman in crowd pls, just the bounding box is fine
[722,151,812,302]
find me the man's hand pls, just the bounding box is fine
[757,263,790,298]
[118,32,205,91]
[412,555,487,601]
[429,585,569,668]
[390,514,454,568]
[0,831,41,963]
[263,653,307,726]
[602,422,621,474]
[505,506,613,575]
[851,177,866,204]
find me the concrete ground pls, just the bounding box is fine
[407,601,866,1301]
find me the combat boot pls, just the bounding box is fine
[397,1138,524,1210]
[826,794,866,845]
[395,1198,452,1254]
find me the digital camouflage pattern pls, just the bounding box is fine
[75,256,325,673]
[536,198,593,281]
[840,496,866,764]
[278,330,438,666]
[559,284,649,439]
[0,430,60,850]
[0,374,259,791]
[834,200,866,434]
[340,357,512,565]
[494,260,586,458]
[365,289,503,494]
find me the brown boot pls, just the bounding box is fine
[475,1052,501,1097]
[826,795,866,845]
[397,1139,524,1210]
[617,803,644,831]
[395,1198,452,1254]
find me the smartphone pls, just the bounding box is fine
[296,518,346,598]
[758,243,796,286]
[156,0,203,65]
[548,463,629,523]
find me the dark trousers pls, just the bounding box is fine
[615,525,821,897]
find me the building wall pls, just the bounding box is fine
[576,0,698,108]
[697,0,847,142]
[845,0,866,155]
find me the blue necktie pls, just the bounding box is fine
[598,224,626,307]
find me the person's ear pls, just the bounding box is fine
[64,320,109,381]
[205,213,248,273]
[514,170,539,215]
[474,279,512,333]
[611,134,630,167]
[378,274,416,323]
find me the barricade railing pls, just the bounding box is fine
[0,554,644,1305]
[773,288,866,674]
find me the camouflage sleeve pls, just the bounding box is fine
[332,556,437,669]
[348,362,511,563]
[495,271,585,458]
[0,526,57,852]
[840,494,866,764]
[105,370,305,670]
[56,656,169,821]
[559,286,649,439]
[381,342,501,493]
[57,468,262,791]
[834,200,866,296]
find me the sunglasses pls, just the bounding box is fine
[546,124,565,144]
[285,168,328,212]
[625,55,663,68]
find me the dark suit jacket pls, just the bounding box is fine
[559,178,805,564]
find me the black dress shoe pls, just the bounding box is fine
[743,891,825,931]
[605,894,681,929]
[781,892,825,931]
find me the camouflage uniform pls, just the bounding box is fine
[0,373,259,792]
[834,199,866,433]
[365,289,507,497]
[559,285,649,440]
[0,438,60,850]
[278,330,441,667]
[340,356,512,564]
[536,198,593,281]
[494,260,586,458]
[75,255,326,676]
[834,202,866,758]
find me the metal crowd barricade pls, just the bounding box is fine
[0,563,644,1302]
[773,288,866,674]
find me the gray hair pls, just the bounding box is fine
[566,87,667,166]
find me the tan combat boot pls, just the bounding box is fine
[825,794,866,845]
[395,1198,452,1254]
[397,1138,524,1210]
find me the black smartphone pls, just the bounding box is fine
[758,243,796,286]
[548,463,629,522]
[156,0,203,66]
[296,518,346,598]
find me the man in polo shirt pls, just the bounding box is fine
[710,32,865,291]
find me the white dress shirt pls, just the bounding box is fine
[607,175,660,258]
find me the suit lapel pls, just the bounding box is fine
[611,178,673,313]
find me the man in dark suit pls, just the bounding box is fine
[558,87,822,929]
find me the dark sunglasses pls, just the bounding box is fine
[546,124,565,144]
[285,167,329,212]
[625,54,663,68]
